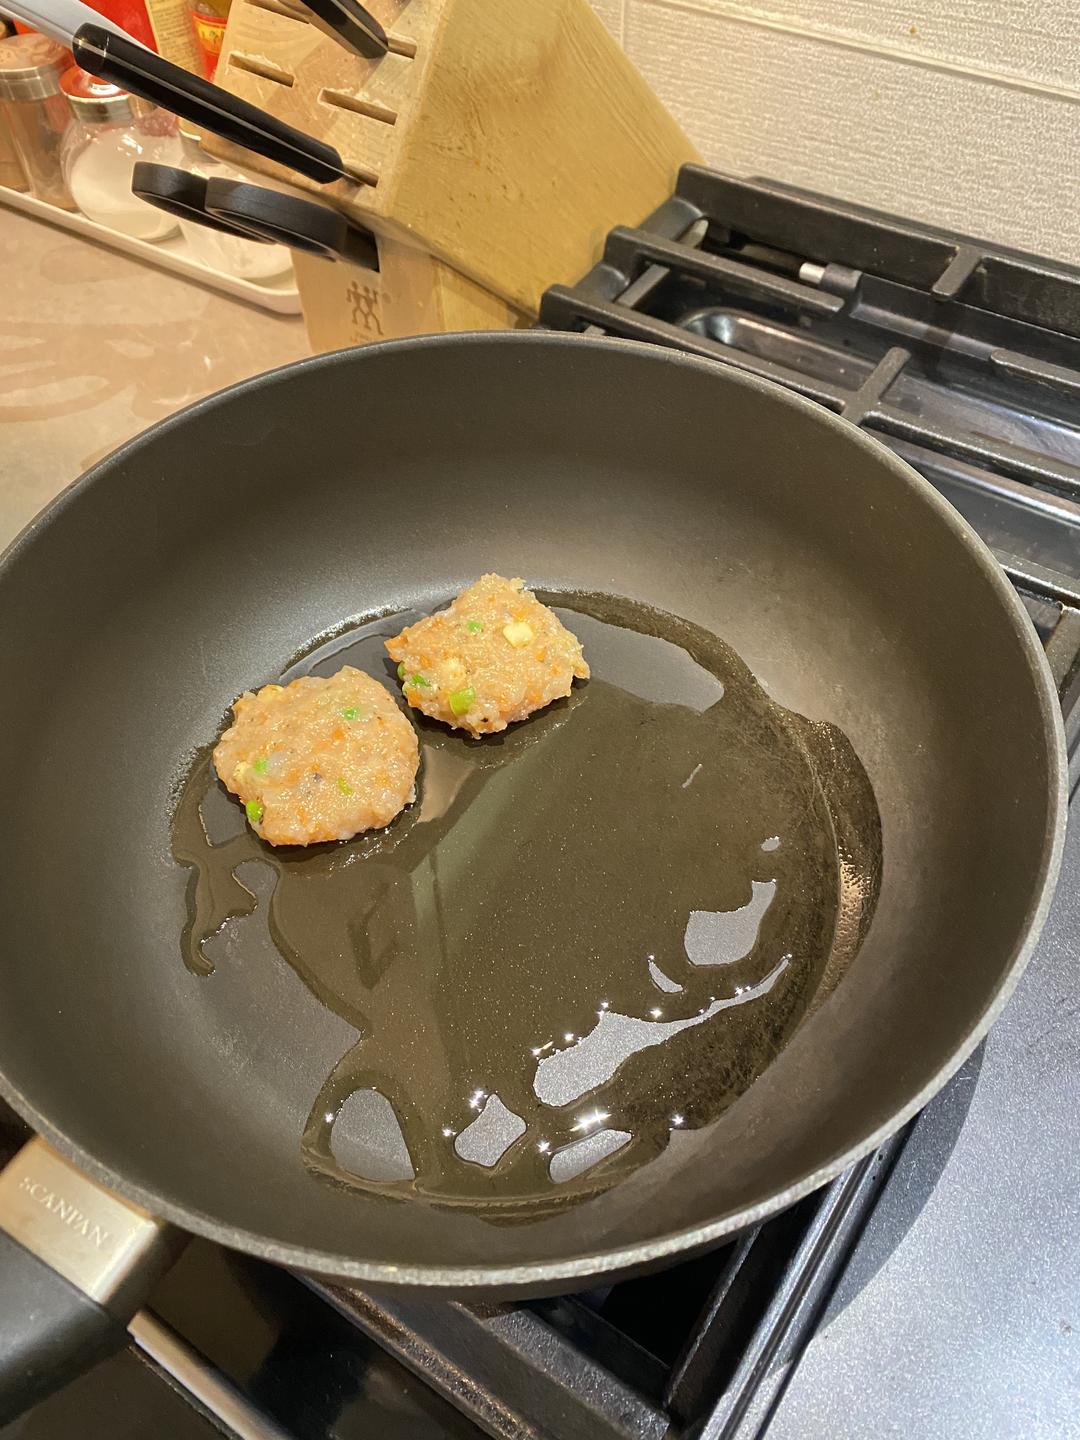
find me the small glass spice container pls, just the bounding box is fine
[59,66,181,240]
[0,16,27,189]
[0,107,28,191]
[0,33,74,209]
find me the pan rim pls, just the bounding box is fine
[0,329,1067,1291]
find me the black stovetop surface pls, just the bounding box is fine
[5,168,1080,1440]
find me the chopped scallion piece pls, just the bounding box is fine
[341,706,361,720]
[410,673,432,689]
[245,799,264,825]
[449,686,476,717]
[336,777,353,795]
[465,620,484,634]
[253,756,269,775]
[396,662,406,680]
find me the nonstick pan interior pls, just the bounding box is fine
[0,334,1063,1291]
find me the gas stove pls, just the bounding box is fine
[6,168,1080,1440]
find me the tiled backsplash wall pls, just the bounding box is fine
[590,0,1079,265]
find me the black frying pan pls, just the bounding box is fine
[0,333,1065,1421]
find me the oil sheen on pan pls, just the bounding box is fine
[172,592,882,1219]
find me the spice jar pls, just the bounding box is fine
[0,18,27,190]
[0,33,74,209]
[59,67,181,239]
[0,108,27,190]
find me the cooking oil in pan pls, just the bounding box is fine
[172,594,881,1217]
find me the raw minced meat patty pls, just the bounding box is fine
[213,666,418,846]
[385,574,589,737]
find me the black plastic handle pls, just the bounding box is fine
[131,162,275,240]
[205,177,379,266]
[0,1138,177,1425]
[0,1231,129,1426]
[131,164,380,266]
[301,0,388,59]
[73,24,347,185]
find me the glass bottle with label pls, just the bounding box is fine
[187,0,231,78]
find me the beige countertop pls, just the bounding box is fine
[0,207,311,552]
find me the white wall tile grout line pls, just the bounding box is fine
[635,0,1080,105]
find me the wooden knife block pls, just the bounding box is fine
[290,234,529,352]
[205,0,698,350]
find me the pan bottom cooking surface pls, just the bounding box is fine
[172,591,881,1218]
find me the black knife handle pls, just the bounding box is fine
[301,0,388,59]
[72,25,346,185]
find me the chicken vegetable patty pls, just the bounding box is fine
[213,666,419,846]
[385,575,589,736]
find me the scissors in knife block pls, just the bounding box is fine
[132,163,379,266]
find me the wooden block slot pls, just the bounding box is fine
[228,53,296,86]
[386,33,417,58]
[320,88,398,125]
[344,160,381,187]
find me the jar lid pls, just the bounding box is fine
[0,33,70,101]
[60,64,134,122]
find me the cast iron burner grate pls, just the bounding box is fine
[312,1135,902,1439]
[540,167,1080,796]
